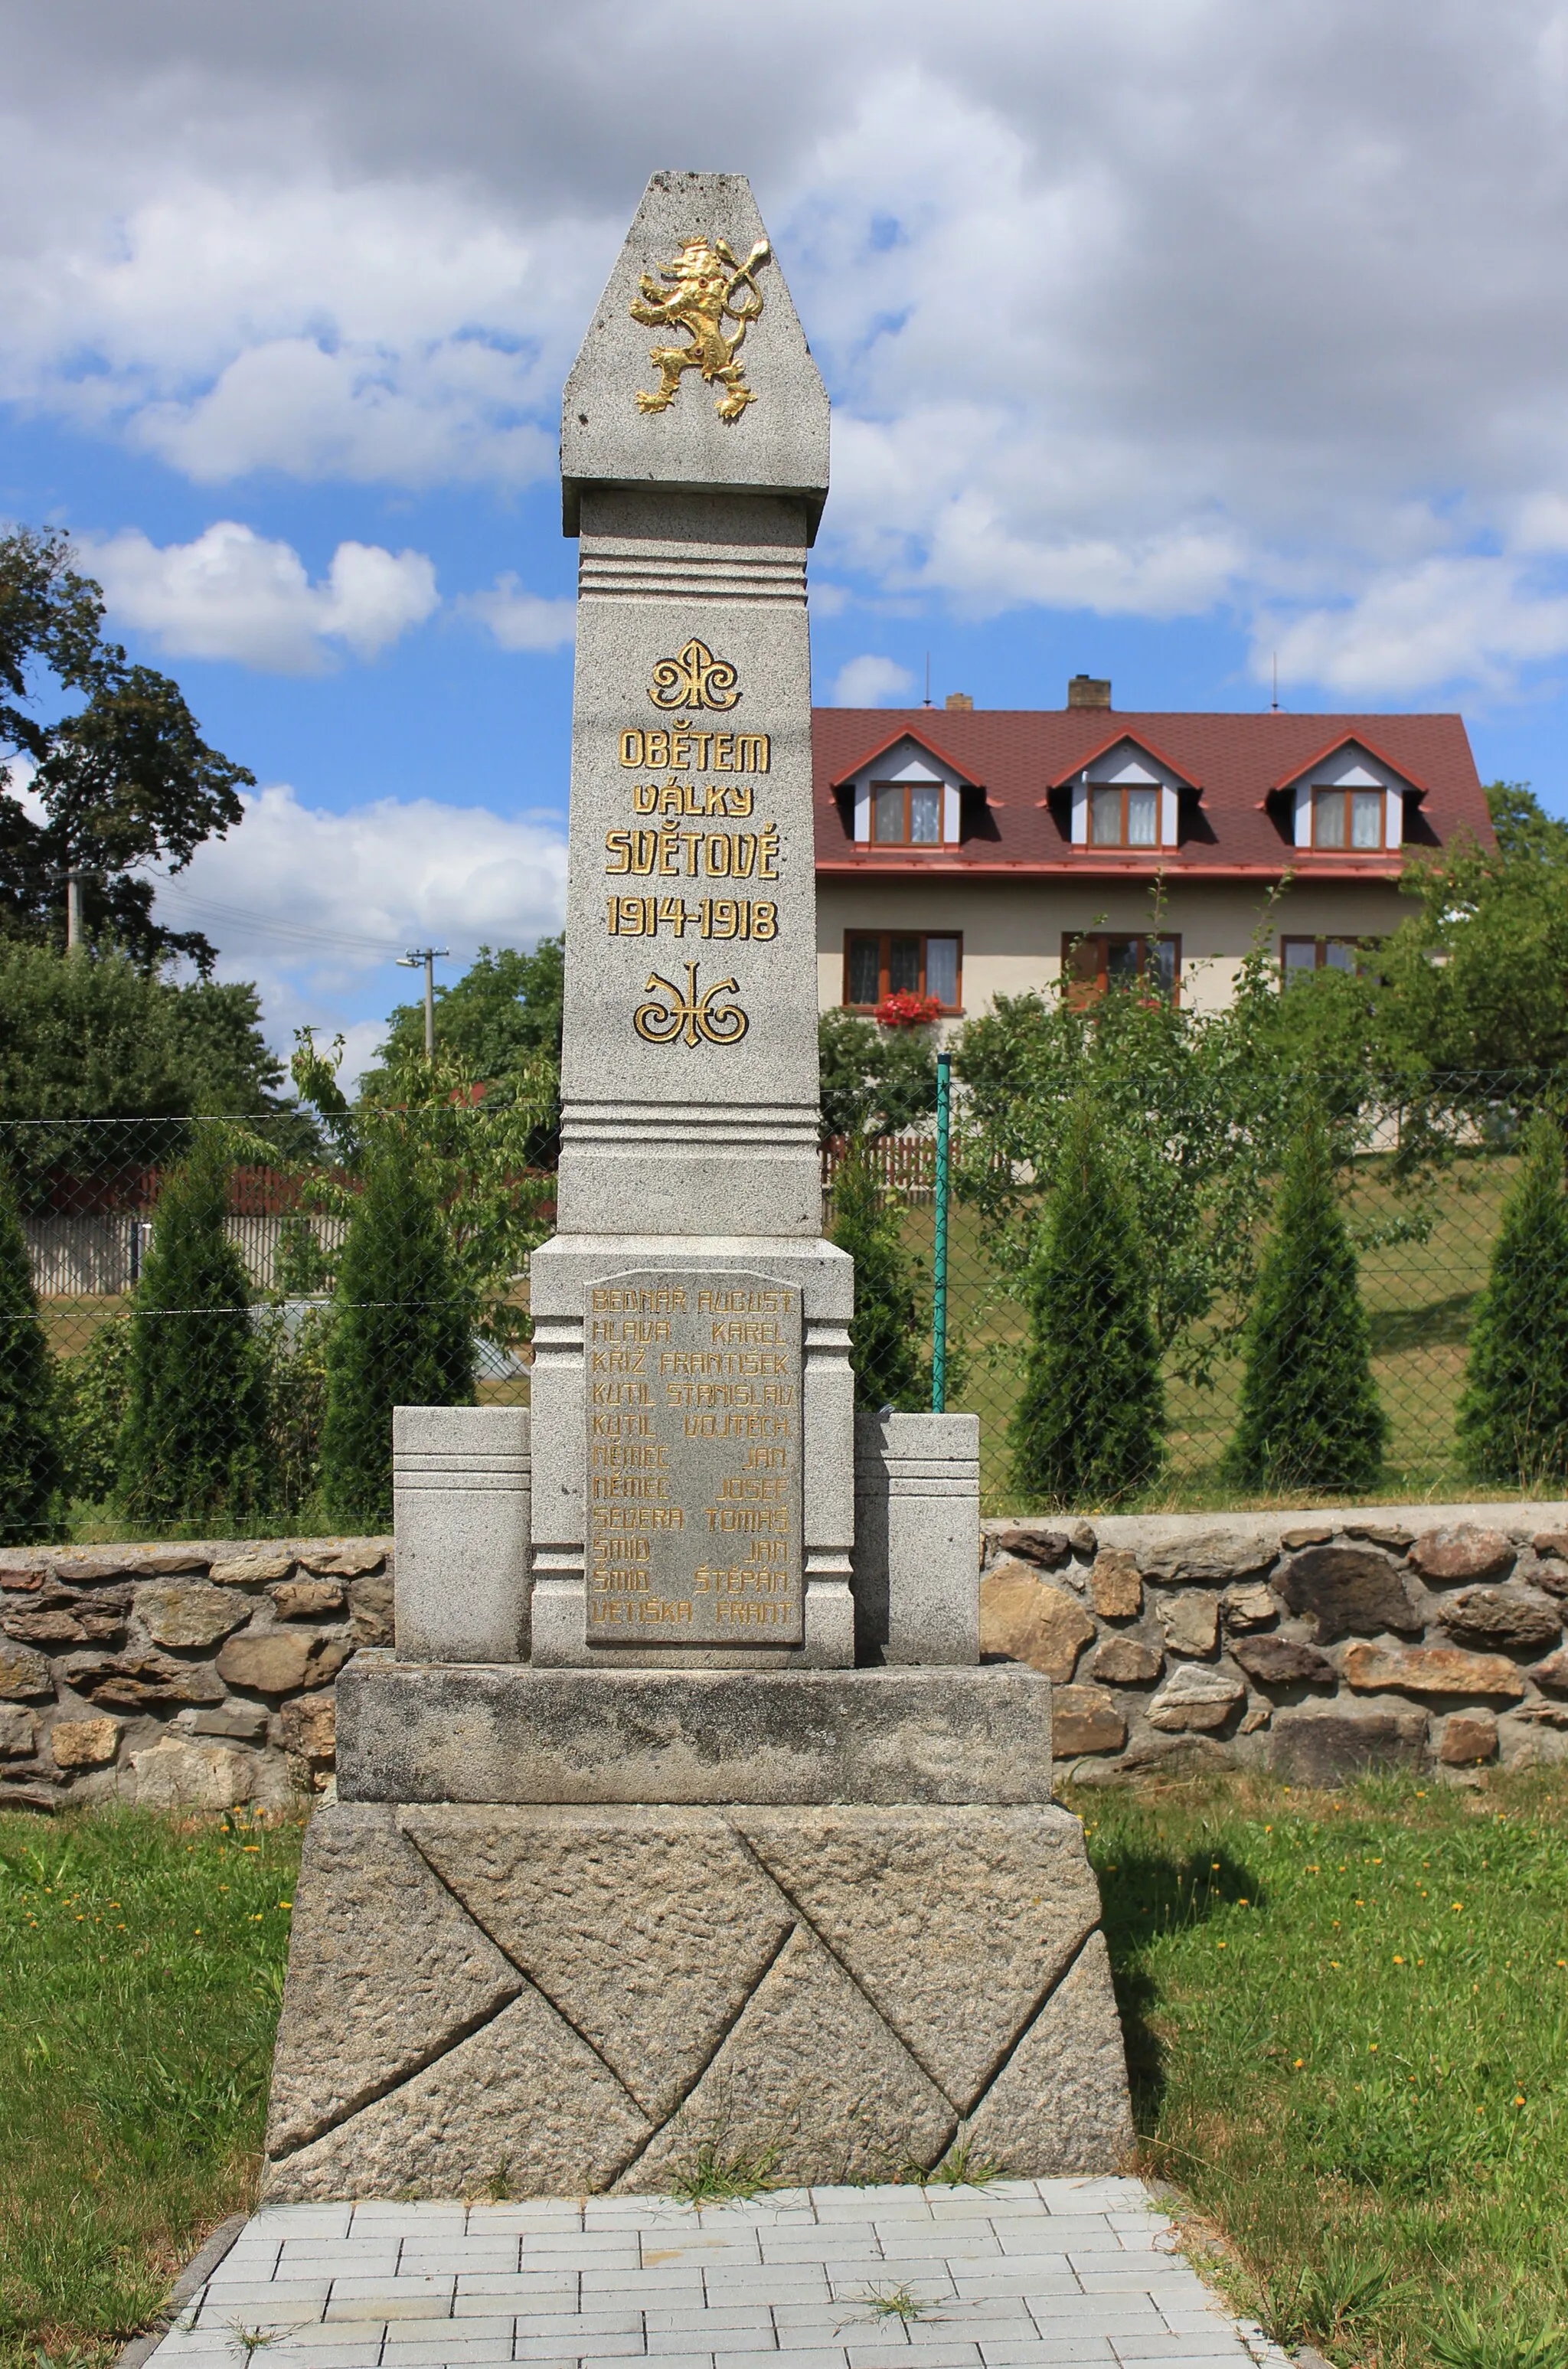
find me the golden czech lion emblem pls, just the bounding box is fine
[629,235,771,421]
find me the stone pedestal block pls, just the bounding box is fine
[336,1661,1056,1805]
[392,1407,531,1663]
[263,1791,1131,2202]
[854,1411,980,1667]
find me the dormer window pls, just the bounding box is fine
[1091,785,1160,848]
[1276,740,1417,853]
[872,779,945,847]
[1056,734,1191,849]
[1312,786,1385,851]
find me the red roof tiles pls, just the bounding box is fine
[812,707,1490,878]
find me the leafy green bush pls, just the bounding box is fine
[0,1165,64,1543]
[828,1140,929,1411]
[1224,1106,1387,1493]
[1009,1096,1165,1508]
[320,1132,475,1529]
[818,1010,938,1145]
[1456,1109,1568,1488]
[117,1134,270,1528]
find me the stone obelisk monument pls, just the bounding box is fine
[531,169,850,1671]
[260,175,1132,2201]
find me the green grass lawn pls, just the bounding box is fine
[0,1808,303,2369]
[1076,1769,1568,2369]
[4,1779,1566,2367]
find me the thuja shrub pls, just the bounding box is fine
[828,1138,929,1411]
[320,1132,474,1530]
[1456,1109,1568,1488]
[118,1133,270,1528]
[1225,1107,1387,1494]
[0,1162,64,1542]
[1010,1096,1165,1508]
[60,1311,132,1505]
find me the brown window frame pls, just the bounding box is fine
[842,930,964,1013]
[868,777,950,848]
[1061,931,1181,1007]
[1086,779,1167,850]
[1280,934,1381,980]
[1308,784,1387,851]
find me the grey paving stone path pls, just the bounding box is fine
[139,2177,1283,2369]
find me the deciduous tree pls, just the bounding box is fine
[1,528,253,969]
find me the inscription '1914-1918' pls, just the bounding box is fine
[586,1269,803,1646]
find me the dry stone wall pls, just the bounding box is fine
[11,1501,1568,1810]
[0,1538,391,1812]
[981,1504,1568,1779]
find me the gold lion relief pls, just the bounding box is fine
[630,235,770,421]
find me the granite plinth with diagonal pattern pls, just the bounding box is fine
[262,1803,1130,2202]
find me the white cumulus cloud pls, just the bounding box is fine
[81,521,439,671]
[462,572,577,652]
[1263,557,1568,701]
[150,780,568,1088]
[830,653,917,706]
[13,2,1568,694]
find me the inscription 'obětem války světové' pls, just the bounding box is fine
[606,640,778,1023]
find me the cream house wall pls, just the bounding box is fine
[818,874,1418,1020]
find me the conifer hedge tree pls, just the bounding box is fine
[1224,1107,1387,1494]
[828,1140,929,1412]
[321,1132,475,1530]
[118,1132,270,1528]
[1010,1097,1165,1508]
[0,1163,64,1541]
[1456,1109,1568,1487]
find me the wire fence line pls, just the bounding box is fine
[0,1074,1563,1541]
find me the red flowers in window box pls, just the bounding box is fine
[876,990,943,1028]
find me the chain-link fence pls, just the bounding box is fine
[826,1073,1568,1515]
[0,1109,556,1545]
[2,1073,1564,1544]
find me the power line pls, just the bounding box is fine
[149,875,414,959]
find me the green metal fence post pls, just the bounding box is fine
[933,1048,951,1412]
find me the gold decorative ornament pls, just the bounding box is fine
[633,962,750,1048]
[648,638,740,712]
[630,235,771,420]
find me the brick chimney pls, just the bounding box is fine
[944,691,973,711]
[1067,674,1111,709]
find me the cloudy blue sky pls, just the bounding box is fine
[5,0,1568,1081]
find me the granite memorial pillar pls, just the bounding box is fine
[530,169,851,1671]
[260,175,1132,2204]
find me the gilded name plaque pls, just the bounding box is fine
[586,1268,803,1647]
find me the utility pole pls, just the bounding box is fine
[65,868,87,949]
[398,946,449,1057]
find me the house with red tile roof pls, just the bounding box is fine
[813,675,1493,1020]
